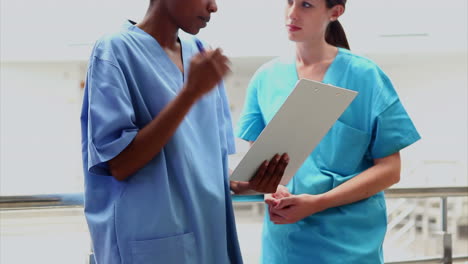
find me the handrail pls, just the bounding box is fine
[384,186,468,198]
[1,187,466,210]
[386,255,468,264]
[0,193,84,210]
[0,187,467,264]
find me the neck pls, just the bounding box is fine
[295,39,337,66]
[136,3,179,49]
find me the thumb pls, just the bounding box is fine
[274,197,295,209]
[230,181,250,194]
[236,181,250,190]
[265,196,278,207]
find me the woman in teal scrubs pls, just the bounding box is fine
[236,0,421,263]
[80,0,287,263]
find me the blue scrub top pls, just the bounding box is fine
[81,21,242,264]
[236,48,421,264]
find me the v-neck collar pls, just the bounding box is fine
[126,20,187,83]
[291,47,343,84]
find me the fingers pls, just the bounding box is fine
[230,180,252,194]
[266,191,296,224]
[249,160,268,188]
[275,153,289,181]
[258,153,289,193]
[207,48,230,78]
[192,48,230,80]
[185,48,231,99]
[266,153,289,193]
[269,207,289,224]
[229,180,236,191]
[273,185,291,199]
[249,152,289,193]
[269,211,285,224]
[257,154,281,193]
[265,154,280,176]
[277,187,292,199]
[274,197,294,210]
[233,181,250,194]
[264,195,278,207]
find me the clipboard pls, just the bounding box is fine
[230,79,358,189]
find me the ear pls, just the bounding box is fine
[329,5,345,21]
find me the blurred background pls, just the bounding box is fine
[1,0,467,263]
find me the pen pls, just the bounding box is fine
[195,38,205,53]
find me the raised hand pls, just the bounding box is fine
[184,48,230,100]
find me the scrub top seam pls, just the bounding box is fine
[92,55,120,70]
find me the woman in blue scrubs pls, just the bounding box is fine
[80,0,288,263]
[236,0,421,263]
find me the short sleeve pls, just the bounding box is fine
[369,68,421,158]
[86,57,138,175]
[217,81,236,155]
[370,99,421,158]
[235,71,266,142]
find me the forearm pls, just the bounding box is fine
[108,89,199,181]
[317,152,401,211]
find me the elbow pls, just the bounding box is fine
[388,162,401,185]
[391,159,402,185]
[377,152,401,186]
[391,171,401,185]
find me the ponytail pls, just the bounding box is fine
[325,20,350,50]
[325,0,350,50]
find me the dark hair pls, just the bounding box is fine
[325,0,350,50]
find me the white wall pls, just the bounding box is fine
[0,62,85,194]
[3,0,465,61]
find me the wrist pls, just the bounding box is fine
[315,192,333,211]
[304,193,331,214]
[179,87,200,104]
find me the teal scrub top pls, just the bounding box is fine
[236,48,421,264]
[81,21,242,264]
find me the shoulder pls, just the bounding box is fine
[90,27,137,65]
[340,49,400,112]
[338,49,395,94]
[339,49,385,77]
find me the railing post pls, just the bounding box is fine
[441,197,452,264]
[88,253,95,264]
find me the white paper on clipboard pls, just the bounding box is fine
[230,78,358,188]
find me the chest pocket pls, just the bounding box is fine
[314,120,371,175]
